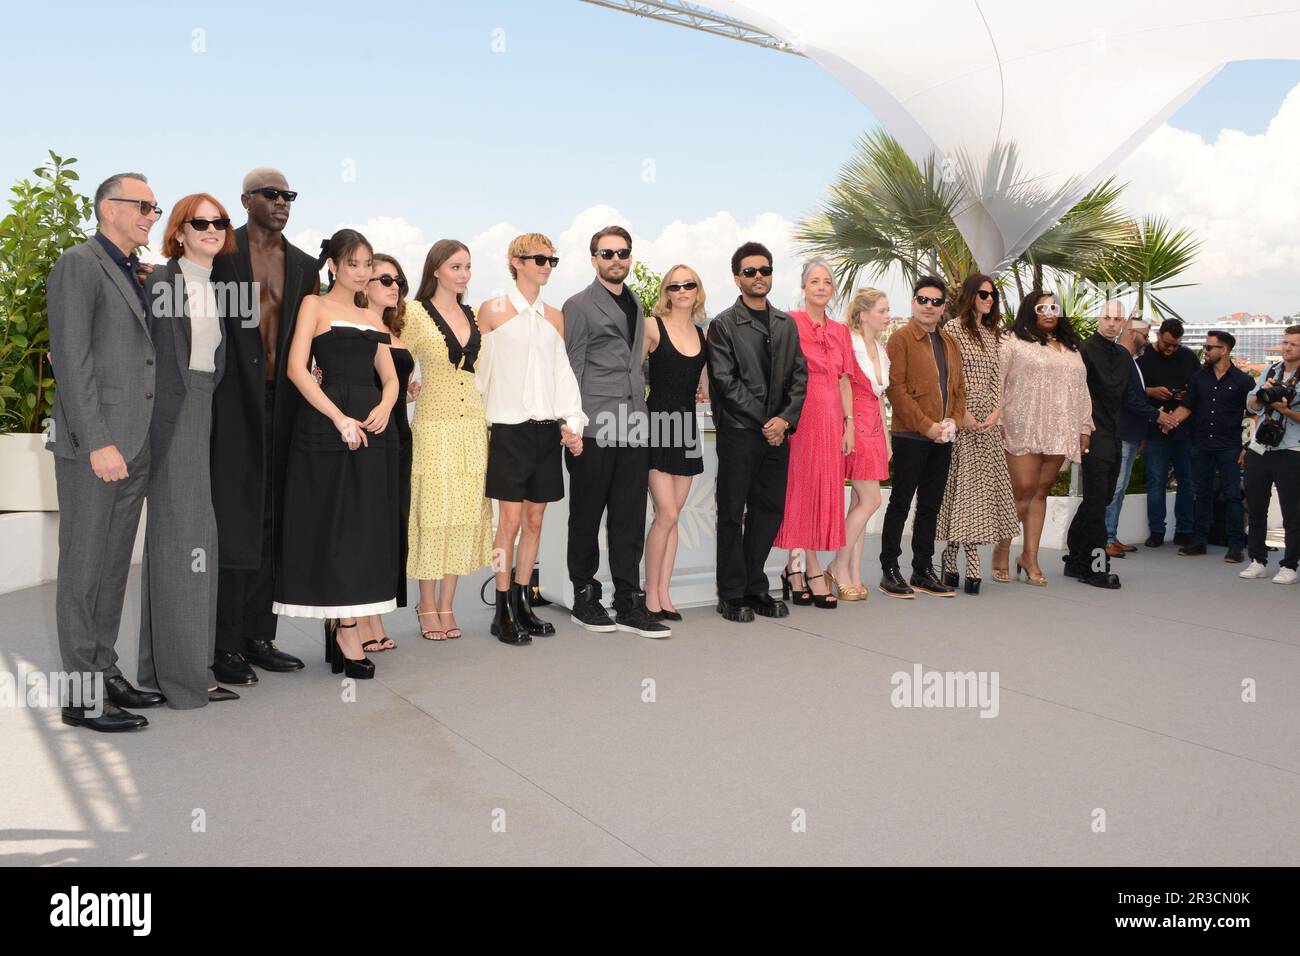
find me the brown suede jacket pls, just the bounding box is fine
[885,318,967,436]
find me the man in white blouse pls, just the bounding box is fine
[476,233,585,645]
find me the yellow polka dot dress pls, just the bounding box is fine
[403,299,494,579]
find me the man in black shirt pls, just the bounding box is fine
[1162,330,1254,561]
[1136,318,1200,547]
[1064,304,1129,588]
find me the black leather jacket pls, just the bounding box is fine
[706,297,807,433]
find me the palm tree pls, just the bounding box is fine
[1085,215,1202,321]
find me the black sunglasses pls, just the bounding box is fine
[665,281,698,292]
[594,248,631,260]
[246,187,298,203]
[517,254,559,267]
[186,217,230,231]
[914,294,946,307]
[739,266,773,278]
[368,274,406,289]
[106,197,162,216]
[976,289,996,300]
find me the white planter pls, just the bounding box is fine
[0,432,57,511]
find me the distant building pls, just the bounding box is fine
[1178,313,1292,366]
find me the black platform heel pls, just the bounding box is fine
[326,622,375,679]
[780,569,813,606]
[964,578,981,595]
[942,571,960,588]
[804,573,838,609]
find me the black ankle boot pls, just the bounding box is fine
[491,589,530,645]
[510,581,555,636]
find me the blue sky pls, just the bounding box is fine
[2,1,1298,318]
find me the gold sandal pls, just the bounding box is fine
[437,610,462,640]
[830,570,867,601]
[416,607,446,641]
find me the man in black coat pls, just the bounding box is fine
[209,168,320,683]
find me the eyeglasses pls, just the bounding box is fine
[739,266,773,278]
[517,254,559,267]
[594,248,631,260]
[245,187,298,203]
[368,274,406,289]
[106,197,162,216]
[914,294,946,307]
[976,289,996,300]
[1034,302,1061,315]
[185,217,230,231]
[665,281,698,292]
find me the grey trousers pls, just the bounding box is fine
[54,444,151,686]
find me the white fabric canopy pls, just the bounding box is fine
[702,0,1300,272]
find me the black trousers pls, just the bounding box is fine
[216,384,277,650]
[879,437,952,575]
[1067,439,1121,572]
[565,442,649,602]
[715,427,789,601]
[1245,449,1300,570]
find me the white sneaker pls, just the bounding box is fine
[1239,561,1268,579]
[1272,567,1298,585]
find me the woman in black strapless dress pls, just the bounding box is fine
[643,264,710,621]
[274,229,399,679]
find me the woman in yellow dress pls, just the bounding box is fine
[403,240,494,639]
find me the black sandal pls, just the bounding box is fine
[804,573,838,609]
[416,607,446,641]
[438,610,462,640]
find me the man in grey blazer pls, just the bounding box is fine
[46,172,164,732]
[562,226,669,638]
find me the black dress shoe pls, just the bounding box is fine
[61,699,148,732]
[909,566,955,597]
[658,609,683,622]
[1224,548,1245,564]
[1061,556,1084,579]
[1178,542,1208,556]
[570,585,617,633]
[743,593,789,618]
[716,598,755,623]
[105,674,165,709]
[879,566,915,599]
[1173,532,1194,546]
[1144,533,1164,548]
[244,639,305,672]
[1079,570,1121,589]
[208,686,240,703]
[212,650,259,685]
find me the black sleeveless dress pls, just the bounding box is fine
[383,346,415,607]
[647,316,707,476]
[273,323,398,618]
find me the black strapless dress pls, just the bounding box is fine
[383,347,414,606]
[273,324,398,618]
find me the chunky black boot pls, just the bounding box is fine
[491,588,530,645]
[510,581,555,636]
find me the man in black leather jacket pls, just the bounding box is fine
[706,242,808,622]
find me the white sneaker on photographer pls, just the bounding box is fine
[1239,561,1268,579]
[1272,567,1298,585]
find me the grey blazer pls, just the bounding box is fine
[562,278,648,442]
[46,236,157,461]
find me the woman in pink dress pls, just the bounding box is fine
[828,288,892,600]
[775,259,855,608]
[1000,291,1094,585]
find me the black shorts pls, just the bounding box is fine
[485,420,565,503]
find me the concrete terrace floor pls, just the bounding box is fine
[1,540,1298,867]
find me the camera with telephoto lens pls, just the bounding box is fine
[1254,368,1298,448]
[1256,378,1297,407]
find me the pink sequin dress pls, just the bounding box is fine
[775,310,855,551]
[1000,334,1094,462]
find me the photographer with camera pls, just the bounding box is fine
[1239,325,1300,584]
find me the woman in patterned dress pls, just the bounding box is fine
[936,274,1022,593]
[404,240,494,639]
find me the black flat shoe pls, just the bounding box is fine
[1079,571,1122,589]
[1178,542,1207,556]
[658,609,683,622]
[104,674,165,709]
[61,700,148,733]
[716,598,755,623]
[212,650,258,685]
[208,686,240,703]
[743,593,789,618]
[245,639,305,672]
[1144,533,1164,548]
[1224,549,1245,564]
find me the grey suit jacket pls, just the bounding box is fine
[562,278,648,443]
[46,236,157,461]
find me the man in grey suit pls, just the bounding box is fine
[562,226,669,638]
[47,172,165,732]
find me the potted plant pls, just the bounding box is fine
[0,151,92,511]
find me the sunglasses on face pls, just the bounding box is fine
[739,266,773,278]
[517,254,559,267]
[976,289,996,300]
[594,248,631,260]
[246,187,298,203]
[368,274,405,289]
[106,197,162,216]
[665,281,698,292]
[914,294,945,307]
[186,217,230,231]
[1035,303,1061,315]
